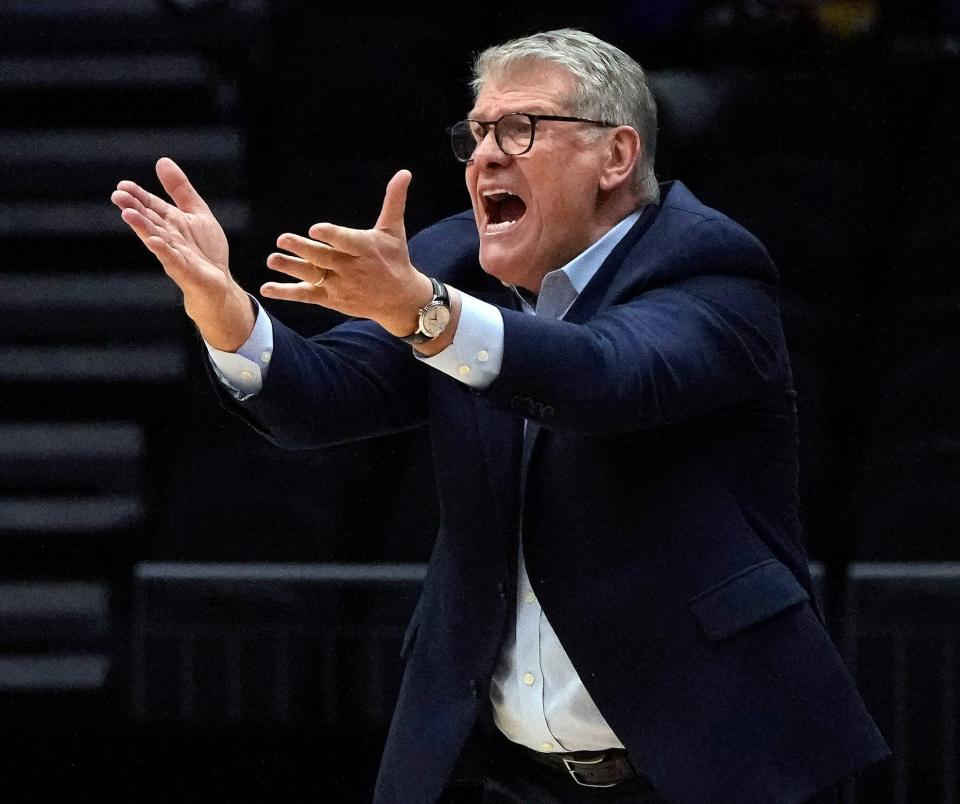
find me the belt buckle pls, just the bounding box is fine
[561,753,619,789]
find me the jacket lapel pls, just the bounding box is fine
[467,199,661,553]
[517,202,664,550]
[563,199,662,325]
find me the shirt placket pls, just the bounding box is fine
[513,546,561,751]
[510,274,580,751]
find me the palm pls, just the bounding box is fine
[165,203,229,277]
[113,158,230,282]
[113,158,255,350]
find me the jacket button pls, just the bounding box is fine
[510,395,523,409]
[497,581,507,600]
[542,405,554,417]
[469,678,479,700]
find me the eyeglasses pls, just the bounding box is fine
[448,112,618,163]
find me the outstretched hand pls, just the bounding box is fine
[263,169,433,337]
[111,158,254,351]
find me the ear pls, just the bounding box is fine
[598,126,642,194]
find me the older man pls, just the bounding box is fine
[113,29,887,804]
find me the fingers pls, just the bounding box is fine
[118,206,164,241]
[274,233,355,271]
[126,216,189,277]
[113,193,194,278]
[260,280,320,305]
[306,222,365,256]
[155,157,212,215]
[112,190,167,230]
[115,180,175,219]
[120,214,192,282]
[301,169,411,253]
[261,172,414,319]
[265,252,321,284]
[114,158,210,220]
[374,169,412,236]
[114,189,169,243]
[114,191,189,256]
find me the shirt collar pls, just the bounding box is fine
[510,208,644,318]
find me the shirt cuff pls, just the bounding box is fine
[204,297,275,400]
[416,292,503,389]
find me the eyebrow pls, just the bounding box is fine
[466,105,555,120]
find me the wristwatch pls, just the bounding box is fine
[400,277,451,345]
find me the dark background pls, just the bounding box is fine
[1,0,959,800]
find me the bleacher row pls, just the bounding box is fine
[1,1,958,801]
[0,2,261,796]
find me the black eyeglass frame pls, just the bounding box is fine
[448,112,619,163]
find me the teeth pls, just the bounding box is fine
[485,219,518,233]
[482,188,514,198]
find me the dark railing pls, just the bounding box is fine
[848,563,960,803]
[130,563,425,726]
[126,561,960,802]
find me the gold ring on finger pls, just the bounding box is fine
[313,267,329,288]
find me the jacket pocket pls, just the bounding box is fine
[688,559,809,641]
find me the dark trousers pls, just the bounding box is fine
[441,724,841,804]
[445,774,839,804]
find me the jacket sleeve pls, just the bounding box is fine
[480,219,790,435]
[227,315,429,449]
[217,214,481,449]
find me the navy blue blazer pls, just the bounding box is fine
[226,182,888,803]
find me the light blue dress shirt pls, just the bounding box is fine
[206,209,643,752]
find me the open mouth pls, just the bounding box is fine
[481,190,527,233]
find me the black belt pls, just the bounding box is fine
[511,742,653,790]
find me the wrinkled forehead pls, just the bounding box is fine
[468,60,578,119]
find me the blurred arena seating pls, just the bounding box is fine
[845,81,960,563]
[1,1,959,801]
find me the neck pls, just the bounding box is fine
[596,189,643,233]
[519,198,643,294]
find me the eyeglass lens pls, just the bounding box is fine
[450,114,535,162]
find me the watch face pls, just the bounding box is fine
[422,304,451,337]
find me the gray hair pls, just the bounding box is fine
[470,29,659,204]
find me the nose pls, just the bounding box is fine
[471,127,510,170]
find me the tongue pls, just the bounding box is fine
[500,196,527,223]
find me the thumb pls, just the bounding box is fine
[156,156,211,215]
[375,169,412,236]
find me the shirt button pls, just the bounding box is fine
[524,591,536,604]
[477,349,489,362]
[239,370,253,381]
[260,351,271,363]
[539,742,554,753]
[522,672,535,686]
[458,364,471,376]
